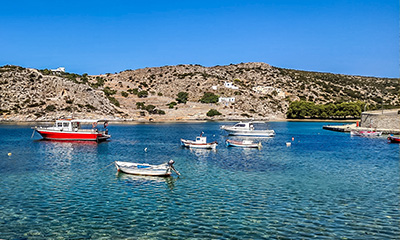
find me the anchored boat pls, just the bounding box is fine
[220,121,275,137]
[33,119,111,142]
[350,130,382,137]
[387,135,400,143]
[225,139,262,148]
[181,132,218,149]
[114,160,180,176]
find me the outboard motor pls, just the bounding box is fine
[167,160,180,176]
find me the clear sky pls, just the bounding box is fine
[1,0,398,78]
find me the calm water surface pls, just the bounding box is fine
[0,122,399,239]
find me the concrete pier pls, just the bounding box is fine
[323,124,400,134]
[323,109,400,135]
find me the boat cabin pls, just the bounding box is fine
[53,119,76,131]
[195,136,207,143]
[51,119,105,132]
[234,122,254,130]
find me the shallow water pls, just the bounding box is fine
[0,122,399,239]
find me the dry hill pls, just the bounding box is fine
[0,63,398,121]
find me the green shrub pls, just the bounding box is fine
[200,92,219,103]
[121,91,129,97]
[91,76,106,88]
[176,92,188,104]
[45,105,56,112]
[127,88,139,95]
[85,104,96,110]
[138,90,148,98]
[107,97,120,107]
[206,109,222,117]
[167,102,177,109]
[145,104,156,113]
[103,87,117,96]
[156,109,165,115]
[136,102,145,110]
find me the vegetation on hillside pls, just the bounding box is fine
[136,102,165,115]
[286,101,368,119]
[200,92,219,104]
[207,109,222,117]
[176,92,188,104]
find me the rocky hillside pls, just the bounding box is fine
[0,63,398,121]
[0,66,122,121]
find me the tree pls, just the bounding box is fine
[167,102,177,109]
[138,90,148,98]
[176,92,188,104]
[121,91,128,97]
[207,109,222,117]
[200,92,219,103]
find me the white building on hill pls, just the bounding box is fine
[218,97,235,103]
[51,67,65,72]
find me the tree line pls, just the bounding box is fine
[286,101,367,119]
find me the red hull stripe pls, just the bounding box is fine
[37,130,108,141]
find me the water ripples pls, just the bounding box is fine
[0,122,399,239]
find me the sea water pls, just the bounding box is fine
[0,122,399,239]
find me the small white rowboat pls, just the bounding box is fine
[114,160,180,177]
[225,139,262,148]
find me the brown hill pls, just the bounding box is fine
[0,63,398,122]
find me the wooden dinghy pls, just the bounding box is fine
[114,160,180,177]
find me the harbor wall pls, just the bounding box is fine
[360,109,400,130]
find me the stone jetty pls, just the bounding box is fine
[323,109,400,134]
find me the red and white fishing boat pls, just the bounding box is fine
[387,135,400,143]
[33,119,111,142]
[181,132,218,149]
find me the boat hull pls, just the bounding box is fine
[226,140,261,148]
[181,139,218,149]
[115,161,171,176]
[387,136,400,143]
[224,129,275,137]
[36,129,110,141]
[351,130,382,137]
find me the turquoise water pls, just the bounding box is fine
[0,122,399,239]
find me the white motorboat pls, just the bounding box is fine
[220,122,275,137]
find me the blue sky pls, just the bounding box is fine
[0,0,398,78]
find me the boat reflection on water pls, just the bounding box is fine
[116,172,177,189]
[189,148,217,160]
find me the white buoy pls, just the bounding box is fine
[144,148,148,152]
[286,142,291,147]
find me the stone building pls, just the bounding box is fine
[360,109,400,130]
